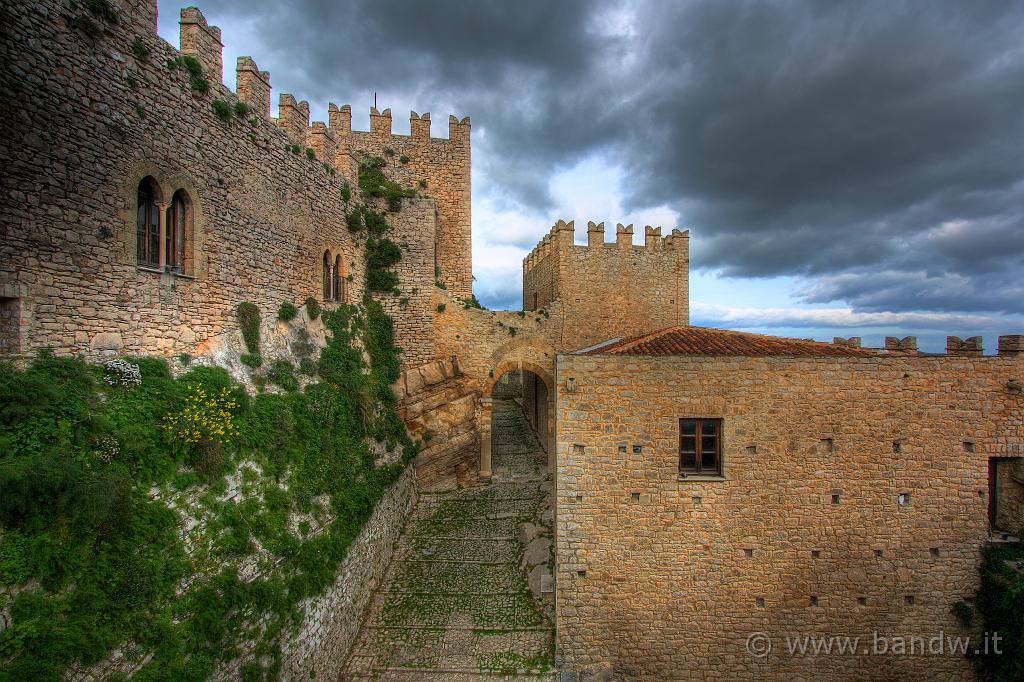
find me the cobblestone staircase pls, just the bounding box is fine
[341,399,556,680]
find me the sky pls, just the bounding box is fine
[155,0,1024,352]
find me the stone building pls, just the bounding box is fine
[2,1,1024,680]
[553,327,1024,679]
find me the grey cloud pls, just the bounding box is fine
[184,0,1024,315]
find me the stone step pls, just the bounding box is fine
[389,557,525,594]
[400,536,520,564]
[345,626,553,676]
[376,590,550,629]
[420,480,546,502]
[344,667,557,675]
[406,514,521,540]
[342,399,555,681]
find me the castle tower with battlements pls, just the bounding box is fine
[0,1,471,362]
[522,219,689,349]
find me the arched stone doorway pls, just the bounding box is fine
[480,359,555,479]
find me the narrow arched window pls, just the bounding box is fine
[166,190,188,271]
[137,178,161,267]
[334,255,343,303]
[323,250,332,300]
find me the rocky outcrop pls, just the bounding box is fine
[393,357,480,489]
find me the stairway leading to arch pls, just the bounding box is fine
[341,399,556,680]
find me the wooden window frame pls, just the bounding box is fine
[166,191,187,271]
[679,417,723,476]
[334,254,343,303]
[137,180,160,268]
[323,251,332,301]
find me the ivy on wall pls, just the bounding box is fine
[0,300,416,680]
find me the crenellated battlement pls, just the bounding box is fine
[174,6,470,154]
[523,220,689,272]
[522,218,690,335]
[179,7,222,84]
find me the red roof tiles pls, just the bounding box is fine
[584,326,879,357]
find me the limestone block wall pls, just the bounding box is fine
[394,357,480,488]
[430,289,559,388]
[993,458,1024,534]
[375,197,439,368]
[276,465,419,680]
[324,105,472,297]
[555,351,1024,680]
[522,220,689,351]
[0,0,368,360]
[521,370,550,453]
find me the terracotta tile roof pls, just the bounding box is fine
[584,326,879,357]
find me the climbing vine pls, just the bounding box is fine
[0,295,416,679]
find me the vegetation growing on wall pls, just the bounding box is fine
[236,302,261,356]
[972,543,1024,680]
[365,238,402,293]
[277,302,298,322]
[358,156,415,212]
[0,297,416,680]
[167,55,209,94]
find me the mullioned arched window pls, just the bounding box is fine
[323,250,333,300]
[166,190,189,272]
[136,177,161,268]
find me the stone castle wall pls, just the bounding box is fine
[276,465,419,680]
[272,101,473,299]
[554,350,1024,680]
[522,220,689,351]
[374,197,439,367]
[0,0,469,368]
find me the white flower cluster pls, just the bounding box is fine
[103,358,142,387]
[96,434,120,463]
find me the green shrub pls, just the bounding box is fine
[299,357,318,376]
[357,155,415,211]
[383,147,395,157]
[277,302,298,322]
[130,37,149,61]
[236,302,261,354]
[178,353,192,366]
[951,600,973,627]
[291,144,301,155]
[345,208,362,233]
[974,544,1024,678]
[0,301,415,679]
[212,99,232,122]
[340,182,351,202]
[304,297,321,320]
[234,101,250,118]
[305,148,315,160]
[363,209,389,235]
[457,294,486,310]
[436,303,446,313]
[418,179,427,189]
[82,0,119,23]
[240,353,262,369]
[167,55,208,93]
[265,360,299,392]
[399,154,409,164]
[365,238,402,292]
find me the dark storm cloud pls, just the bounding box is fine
[195,0,621,209]
[614,1,1024,314]
[190,0,1024,315]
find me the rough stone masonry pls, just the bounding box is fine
[3,1,1024,681]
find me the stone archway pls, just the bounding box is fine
[479,358,556,479]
